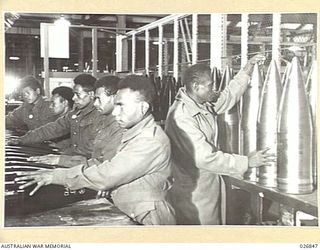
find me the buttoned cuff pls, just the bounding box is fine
[51,168,70,185]
[52,164,100,191]
[52,165,83,187]
[57,155,67,165]
[79,164,106,190]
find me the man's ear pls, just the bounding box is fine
[110,95,115,104]
[63,99,69,107]
[193,82,199,91]
[141,102,150,115]
[88,91,95,99]
[36,88,41,95]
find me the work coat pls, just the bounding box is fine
[165,70,250,225]
[52,115,176,225]
[6,96,58,131]
[20,102,100,157]
[58,113,123,168]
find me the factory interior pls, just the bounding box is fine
[4,13,318,227]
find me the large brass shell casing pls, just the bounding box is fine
[241,63,263,182]
[277,57,313,194]
[305,60,317,189]
[217,66,240,154]
[257,60,283,187]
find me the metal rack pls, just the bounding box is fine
[119,13,317,77]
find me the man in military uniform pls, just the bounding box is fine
[13,74,100,157]
[16,75,176,225]
[29,76,123,167]
[6,76,59,132]
[47,86,75,150]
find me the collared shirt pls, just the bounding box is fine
[5,96,59,131]
[58,113,123,168]
[52,114,174,223]
[20,102,100,157]
[165,70,250,225]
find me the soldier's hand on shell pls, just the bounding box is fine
[27,154,60,165]
[249,54,266,66]
[248,148,276,168]
[15,170,54,196]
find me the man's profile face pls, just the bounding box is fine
[195,74,215,103]
[50,94,68,115]
[112,88,144,129]
[94,87,114,115]
[72,84,92,109]
[22,86,39,104]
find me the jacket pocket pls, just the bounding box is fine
[116,201,156,221]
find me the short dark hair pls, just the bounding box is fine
[19,76,42,91]
[52,86,74,108]
[73,74,96,92]
[118,75,156,105]
[182,64,211,91]
[94,75,120,95]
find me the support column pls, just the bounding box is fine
[116,15,128,72]
[158,25,163,78]
[78,30,84,72]
[210,14,227,71]
[173,18,179,80]
[122,39,128,71]
[145,29,150,75]
[92,28,98,78]
[43,24,50,97]
[116,35,123,72]
[132,33,136,73]
[163,39,168,75]
[192,14,198,65]
[272,13,281,67]
[181,42,188,74]
[241,14,249,68]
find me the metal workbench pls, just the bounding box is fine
[223,175,318,225]
[5,198,138,227]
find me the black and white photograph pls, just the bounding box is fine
[2,7,319,238]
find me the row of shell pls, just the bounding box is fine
[215,57,317,194]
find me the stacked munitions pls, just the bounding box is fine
[149,75,182,121]
[148,57,315,194]
[217,57,316,194]
[5,131,96,216]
